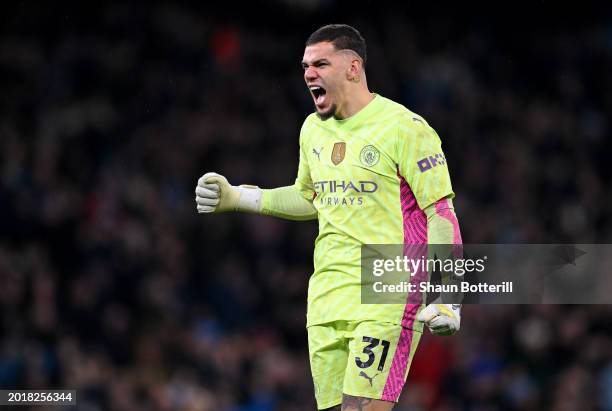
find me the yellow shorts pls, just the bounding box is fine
[307,320,422,409]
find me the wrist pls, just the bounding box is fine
[429,298,461,314]
[235,185,262,213]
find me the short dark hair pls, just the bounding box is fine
[306,24,367,66]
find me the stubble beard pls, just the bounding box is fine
[316,103,337,121]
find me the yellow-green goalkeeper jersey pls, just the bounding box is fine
[295,94,455,328]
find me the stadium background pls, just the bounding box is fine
[1,2,611,410]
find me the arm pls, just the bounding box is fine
[261,186,317,221]
[393,113,463,335]
[195,173,317,221]
[417,196,463,336]
[424,197,462,245]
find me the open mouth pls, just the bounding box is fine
[309,85,327,106]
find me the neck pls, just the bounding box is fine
[334,86,374,120]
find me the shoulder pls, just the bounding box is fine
[301,112,334,142]
[300,113,331,149]
[382,102,437,143]
[299,113,319,145]
[380,101,443,150]
[303,112,332,132]
[380,97,429,127]
[374,95,430,129]
[302,112,319,128]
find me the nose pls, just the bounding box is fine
[304,66,318,82]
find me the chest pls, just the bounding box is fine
[307,130,395,183]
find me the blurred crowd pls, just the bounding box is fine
[1,2,611,410]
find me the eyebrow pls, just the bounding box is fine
[301,58,331,68]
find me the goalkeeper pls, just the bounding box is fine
[195,24,462,411]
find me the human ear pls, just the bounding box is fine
[347,58,361,82]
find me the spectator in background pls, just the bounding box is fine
[0,3,610,410]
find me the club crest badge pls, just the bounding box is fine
[331,142,346,165]
[360,145,380,167]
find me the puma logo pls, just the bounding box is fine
[358,371,380,387]
[312,147,322,160]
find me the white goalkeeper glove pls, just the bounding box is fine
[195,172,262,213]
[417,303,461,336]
